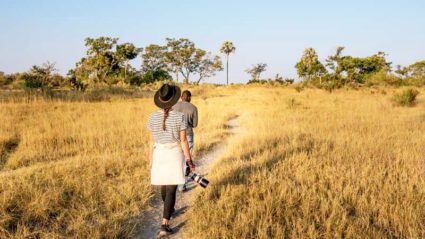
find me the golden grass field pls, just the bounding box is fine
[1,85,424,238]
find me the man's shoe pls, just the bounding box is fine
[158,224,173,237]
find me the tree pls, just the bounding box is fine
[195,53,223,84]
[326,47,345,75]
[70,58,91,87]
[142,44,167,72]
[395,65,409,78]
[295,48,327,83]
[245,63,267,80]
[115,43,142,79]
[165,38,191,82]
[165,38,213,84]
[67,69,87,91]
[325,47,391,84]
[72,37,141,86]
[407,60,425,79]
[83,37,119,84]
[220,41,236,85]
[341,52,391,83]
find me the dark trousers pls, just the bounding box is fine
[161,185,177,220]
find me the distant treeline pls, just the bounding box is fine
[292,47,425,89]
[0,37,225,91]
[0,37,424,91]
[247,47,425,89]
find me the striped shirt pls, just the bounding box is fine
[147,110,188,144]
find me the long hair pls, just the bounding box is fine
[163,107,171,131]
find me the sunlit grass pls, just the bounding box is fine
[1,85,424,238]
[187,86,425,238]
[0,85,235,238]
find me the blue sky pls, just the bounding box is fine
[1,0,424,84]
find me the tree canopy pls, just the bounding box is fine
[246,63,267,80]
[295,48,327,81]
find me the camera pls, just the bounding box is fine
[185,164,209,188]
[188,172,209,188]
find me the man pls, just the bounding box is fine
[173,90,198,192]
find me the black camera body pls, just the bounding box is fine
[185,164,209,188]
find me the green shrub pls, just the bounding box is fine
[392,88,420,107]
[21,73,43,89]
[285,78,295,84]
[247,79,267,84]
[67,76,87,91]
[366,70,402,86]
[140,69,172,85]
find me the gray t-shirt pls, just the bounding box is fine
[173,101,198,136]
[147,110,187,144]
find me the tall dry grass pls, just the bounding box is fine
[1,85,424,238]
[0,85,236,238]
[187,87,425,238]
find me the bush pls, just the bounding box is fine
[126,74,143,86]
[140,69,172,85]
[67,76,87,91]
[0,74,16,87]
[285,78,295,84]
[392,88,420,107]
[247,79,267,84]
[21,73,43,89]
[366,70,402,86]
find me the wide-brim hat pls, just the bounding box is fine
[154,84,181,109]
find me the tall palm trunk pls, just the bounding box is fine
[226,55,229,85]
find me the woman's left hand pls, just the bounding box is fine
[187,159,195,171]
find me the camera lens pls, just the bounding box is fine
[199,178,209,188]
[188,173,209,188]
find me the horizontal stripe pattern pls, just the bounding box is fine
[147,110,187,144]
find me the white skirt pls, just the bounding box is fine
[151,142,185,185]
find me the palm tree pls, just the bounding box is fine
[220,41,236,85]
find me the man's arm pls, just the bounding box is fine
[192,107,198,128]
[180,130,195,171]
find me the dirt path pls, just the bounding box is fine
[136,117,240,239]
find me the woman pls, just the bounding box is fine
[147,83,195,236]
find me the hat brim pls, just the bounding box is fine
[154,85,181,109]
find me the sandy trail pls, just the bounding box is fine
[136,117,240,239]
